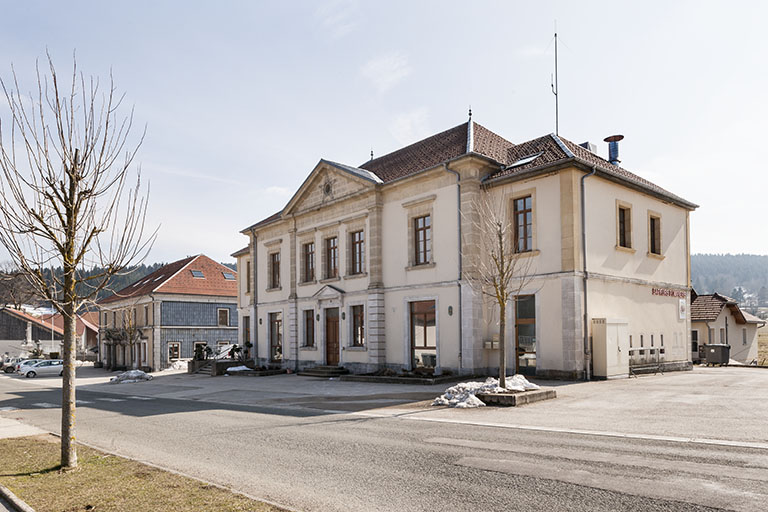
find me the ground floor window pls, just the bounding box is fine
[351,305,365,347]
[303,309,315,347]
[515,295,536,375]
[193,341,207,360]
[743,328,747,345]
[410,300,436,369]
[168,342,180,361]
[270,312,283,362]
[691,330,699,353]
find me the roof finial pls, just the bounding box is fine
[370,148,374,161]
[468,105,472,120]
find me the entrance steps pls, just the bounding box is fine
[297,365,349,378]
[194,361,213,376]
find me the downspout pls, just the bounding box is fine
[443,163,463,371]
[580,166,597,381]
[250,228,259,362]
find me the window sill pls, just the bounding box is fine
[266,286,282,292]
[344,346,367,352]
[300,346,317,351]
[406,262,436,271]
[647,252,665,260]
[615,245,636,254]
[319,276,341,283]
[298,279,317,287]
[345,272,368,280]
[513,249,540,259]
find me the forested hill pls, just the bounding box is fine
[691,254,768,298]
[43,260,237,305]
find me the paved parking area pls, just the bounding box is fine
[5,364,767,444]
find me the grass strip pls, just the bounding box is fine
[0,435,283,512]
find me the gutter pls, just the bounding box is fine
[250,228,259,362]
[580,166,597,381]
[442,163,463,371]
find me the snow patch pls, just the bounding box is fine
[225,365,251,373]
[432,375,540,408]
[161,360,188,371]
[109,370,153,384]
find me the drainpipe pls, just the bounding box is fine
[580,166,597,381]
[443,164,463,371]
[250,228,259,362]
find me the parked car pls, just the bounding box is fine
[19,359,64,378]
[2,357,22,373]
[14,359,44,373]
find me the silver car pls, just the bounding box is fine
[20,359,64,378]
[14,359,43,373]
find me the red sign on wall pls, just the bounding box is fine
[651,287,687,298]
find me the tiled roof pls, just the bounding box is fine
[40,313,99,336]
[244,120,697,230]
[690,293,762,325]
[100,255,236,304]
[2,308,64,335]
[157,255,237,297]
[231,246,250,258]
[691,294,729,322]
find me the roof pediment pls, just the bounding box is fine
[312,284,345,300]
[282,160,380,216]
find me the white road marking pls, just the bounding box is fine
[76,400,94,405]
[96,398,126,402]
[31,402,58,408]
[127,396,155,400]
[0,406,19,411]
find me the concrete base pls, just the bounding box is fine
[476,389,556,407]
[340,374,478,386]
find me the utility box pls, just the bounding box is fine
[703,344,730,366]
[592,318,630,378]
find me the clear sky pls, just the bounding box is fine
[0,1,764,264]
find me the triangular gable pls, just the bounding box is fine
[282,159,380,216]
[312,284,345,300]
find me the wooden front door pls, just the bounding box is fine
[325,308,339,366]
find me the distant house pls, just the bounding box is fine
[690,292,766,364]
[40,312,99,360]
[0,307,64,358]
[98,254,238,371]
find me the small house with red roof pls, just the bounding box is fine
[236,118,698,379]
[690,292,766,364]
[98,254,237,371]
[40,312,99,360]
[0,307,64,358]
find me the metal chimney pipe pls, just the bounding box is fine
[604,134,624,166]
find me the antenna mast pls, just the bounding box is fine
[551,30,559,136]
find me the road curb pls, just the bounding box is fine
[0,484,35,512]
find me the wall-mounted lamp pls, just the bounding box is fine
[259,318,263,325]
[448,306,453,316]
[341,312,346,320]
[316,314,320,321]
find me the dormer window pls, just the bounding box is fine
[190,270,205,278]
[222,272,235,280]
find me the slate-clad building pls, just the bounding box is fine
[0,307,64,358]
[98,254,238,371]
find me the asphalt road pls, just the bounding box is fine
[1,372,766,512]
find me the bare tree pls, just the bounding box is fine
[0,261,40,308]
[464,191,536,389]
[0,54,155,468]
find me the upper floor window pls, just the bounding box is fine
[743,328,747,345]
[351,305,365,347]
[617,204,632,249]
[414,215,431,265]
[513,196,532,253]
[269,252,281,289]
[246,260,251,293]
[218,308,230,327]
[325,237,338,278]
[302,242,315,282]
[649,214,661,255]
[144,305,150,326]
[350,231,365,274]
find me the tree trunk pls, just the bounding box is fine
[61,294,77,468]
[499,300,506,389]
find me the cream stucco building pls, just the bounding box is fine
[235,120,698,379]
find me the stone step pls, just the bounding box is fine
[297,366,350,378]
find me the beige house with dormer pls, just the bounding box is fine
[234,119,697,379]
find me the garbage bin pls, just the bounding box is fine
[703,344,730,366]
